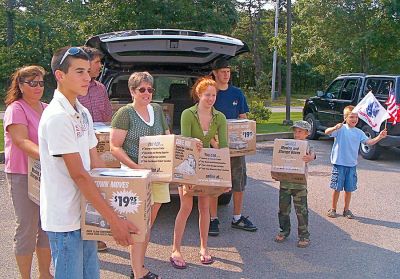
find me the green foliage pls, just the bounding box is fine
[248,100,272,123]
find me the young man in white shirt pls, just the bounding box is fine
[39,46,138,279]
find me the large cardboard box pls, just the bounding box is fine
[271,139,309,185]
[227,119,256,157]
[28,157,40,205]
[81,168,152,243]
[94,122,121,168]
[138,135,200,184]
[160,103,174,131]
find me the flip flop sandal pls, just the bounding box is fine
[170,257,187,269]
[139,271,161,279]
[200,254,215,265]
[297,239,310,248]
[274,234,287,243]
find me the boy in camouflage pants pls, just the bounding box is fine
[274,121,316,248]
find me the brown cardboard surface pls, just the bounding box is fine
[94,122,121,168]
[27,157,40,205]
[227,119,257,157]
[271,139,309,184]
[139,135,199,184]
[197,148,232,188]
[182,185,228,197]
[81,168,152,243]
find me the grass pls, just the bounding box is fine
[256,112,303,134]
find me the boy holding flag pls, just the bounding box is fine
[325,105,387,219]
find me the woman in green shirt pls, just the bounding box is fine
[110,72,167,279]
[170,76,227,269]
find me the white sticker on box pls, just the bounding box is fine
[241,129,254,141]
[110,190,141,214]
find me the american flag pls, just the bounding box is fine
[385,88,399,124]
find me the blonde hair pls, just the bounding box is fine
[191,76,217,102]
[343,105,355,119]
[5,65,46,106]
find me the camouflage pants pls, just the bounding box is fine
[278,188,310,239]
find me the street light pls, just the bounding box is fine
[283,0,293,125]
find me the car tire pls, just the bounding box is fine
[218,192,232,205]
[305,113,320,140]
[360,125,381,160]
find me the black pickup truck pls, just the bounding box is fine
[303,73,400,160]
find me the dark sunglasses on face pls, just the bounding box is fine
[136,87,155,94]
[59,47,88,66]
[23,80,45,87]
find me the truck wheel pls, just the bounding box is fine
[218,192,232,205]
[360,125,381,160]
[305,113,320,139]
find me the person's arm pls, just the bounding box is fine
[217,115,228,148]
[239,91,249,119]
[62,152,138,246]
[238,113,247,119]
[180,109,192,137]
[365,129,387,145]
[7,124,40,160]
[325,123,343,135]
[110,128,140,169]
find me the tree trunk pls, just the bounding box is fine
[277,55,282,97]
[6,0,16,46]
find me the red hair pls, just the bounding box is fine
[191,76,217,102]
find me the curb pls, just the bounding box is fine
[0,133,290,164]
[256,132,293,142]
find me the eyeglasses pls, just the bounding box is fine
[23,80,45,87]
[59,47,88,66]
[136,87,155,94]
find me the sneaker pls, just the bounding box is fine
[97,241,108,252]
[231,216,257,232]
[327,209,338,218]
[209,219,220,236]
[343,210,355,219]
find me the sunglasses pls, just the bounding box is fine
[23,80,45,87]
[136,87,155,94]
[59,47,88,66]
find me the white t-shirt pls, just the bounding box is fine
[38,90,98,232]
[136,104,155,126]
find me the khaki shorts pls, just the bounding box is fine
[151,182,171,204]
[231,156,247,192]
[6,173,50,255]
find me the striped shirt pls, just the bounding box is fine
[77,79,113,122]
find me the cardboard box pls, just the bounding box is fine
[227,119,256,157]
[271,139,309,185]
[160,103,174,131]
[81,168,152,243]
[138,135,200,184]
[28,157,40,205]
[180,147,232,197]
[94,122,121,168]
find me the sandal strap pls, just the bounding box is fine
[140,271,160,279]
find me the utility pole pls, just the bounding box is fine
[283,0,293,125]
[271,0,279,101]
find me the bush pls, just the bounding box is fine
[248,100,272,123]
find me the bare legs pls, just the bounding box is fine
[130,202,163,278]
[15,247,53,279]
[171,188,211,266]
[331,190,352,211]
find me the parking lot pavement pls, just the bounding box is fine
[1,139,399,278]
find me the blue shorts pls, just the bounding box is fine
[330,165,357,192]
[47,230,99,279]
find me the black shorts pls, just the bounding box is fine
[231,156,247,192]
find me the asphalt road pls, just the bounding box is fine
[1,139,399,279]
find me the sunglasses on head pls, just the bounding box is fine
[136,87,155,94]
[22,80,45,87]
[59,47,88,66]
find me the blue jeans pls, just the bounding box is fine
[330,164,357,192]
[47,230,99,279]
